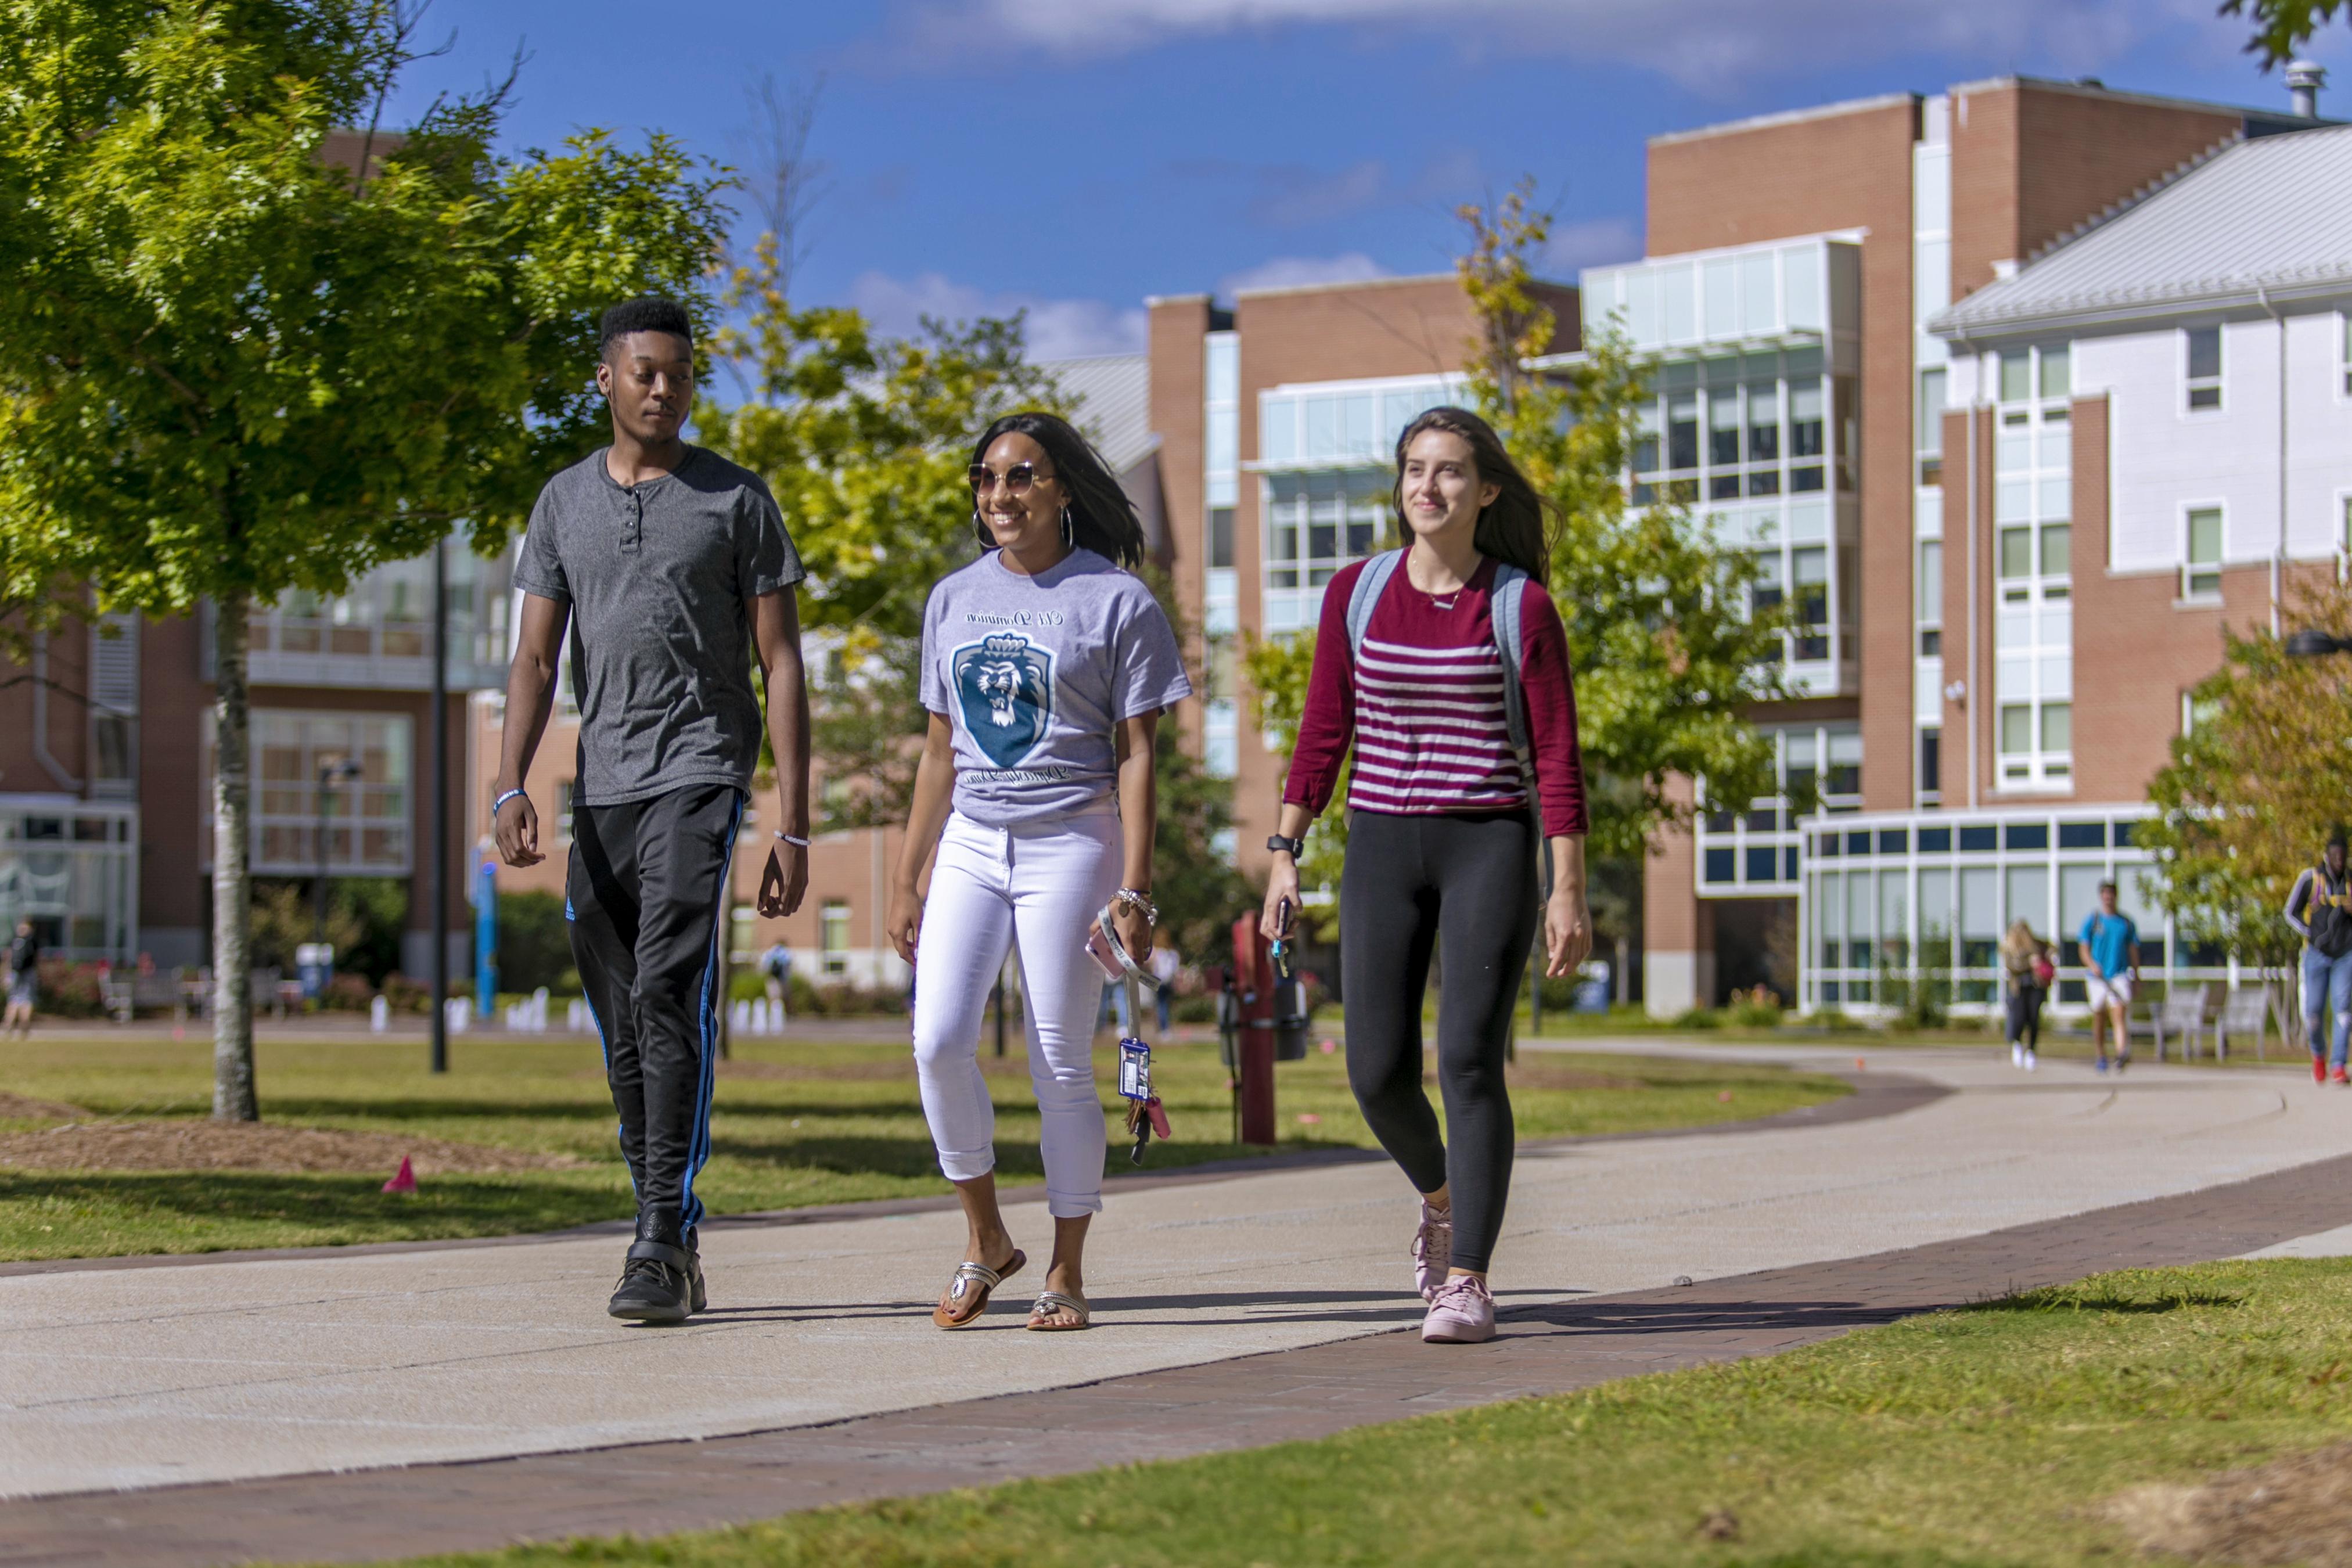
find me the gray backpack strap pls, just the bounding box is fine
[1345,550,1406,662]
[1488,563,1552,903]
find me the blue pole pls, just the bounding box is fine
[473,854,497,1019]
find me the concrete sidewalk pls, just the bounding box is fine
[3,1045,2347,1508]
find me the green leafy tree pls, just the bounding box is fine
[2135,577,2352,1048]
[697,234,1064,832]
[1456,181,1800,860]
[1242,185,1797,981]
[0,0,729,1119]
[2220,0,2347,64]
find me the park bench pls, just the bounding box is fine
[180,966,287,1022]
[103,972,192,1024]
[2137,983,2212,1062]
[2210,985,2274,1062]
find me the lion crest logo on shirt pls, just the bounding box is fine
[952,632,1054,768]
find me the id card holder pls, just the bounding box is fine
[1117,1037,1152,1102]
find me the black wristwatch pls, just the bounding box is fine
[1267,834,1306,858]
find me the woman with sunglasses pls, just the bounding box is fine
[888,411,1191,1332]
[1264,406,1589,1345]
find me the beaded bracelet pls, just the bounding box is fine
[1112,887,1159,926]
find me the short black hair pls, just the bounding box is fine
[599,297,693,359]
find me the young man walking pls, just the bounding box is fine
[2078,880,2139,1074]
[492,298,811,1322]
[2283,832,2352,1084]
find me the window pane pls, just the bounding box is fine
[1261,397,1295,465]
[1999,352,2031,403]
[2006,865,2049,933]
[1341,394,1376,458]
[1918,368,1945,454]
[2187,325,2221,381]
[1999,527,2032,578]
[1918,540,1942,621]
[1303,397,1337,459]
[2188,509,2222,564]
[2189,384,2222,411]
[1789,382,1824,458]
[2038,345,2070,399]
[2040,524,2070,578]
[1209,508,1235,569]
[2041,702,2072,753]
[1667,395,1699,470]
[1709,389,1740,466]
[2000,704,2031,753]
[1746,382,1781,461]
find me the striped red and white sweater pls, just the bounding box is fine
[1282,556,1587,836]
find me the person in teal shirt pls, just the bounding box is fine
[2077,880,2139,1073]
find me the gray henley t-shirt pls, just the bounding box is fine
[513,445,804,806]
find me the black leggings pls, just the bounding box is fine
[2006,984,2045,1048]
[1339,810,1538,1275]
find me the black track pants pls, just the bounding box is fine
[1339,810,1538,1275]
[566,783,744,1229]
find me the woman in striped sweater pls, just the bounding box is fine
[1264,406,1589,1345]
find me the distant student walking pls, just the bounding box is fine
[888,411,1191,1333]
[1267,406,1589,1346]
[2078,881,2139,1074]
[3,918,38,1039]
[2284,831,2352,1085]
[492,299,811,1323]
[1999,919,2053,1070]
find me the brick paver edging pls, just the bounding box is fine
[0,1067,1930,1281]
[7,1132,2350,1567]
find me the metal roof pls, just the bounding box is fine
[1040,353,1158,476]
[1931,122,2352,338]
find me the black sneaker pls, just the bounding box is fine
[608,1209,695,1324]
[685,1225,707,1315]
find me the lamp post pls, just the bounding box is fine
[430,534,449,1074]
[313,756,363,951]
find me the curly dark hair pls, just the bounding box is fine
[598,297,693,359]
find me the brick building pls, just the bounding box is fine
[1136,75,2337,1019]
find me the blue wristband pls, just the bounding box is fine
[492,788,528,814]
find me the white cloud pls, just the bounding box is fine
[1541,216,1642,275]
[900,0,2181,93]
[1218,251,1393,297]
[846,270,1148,358]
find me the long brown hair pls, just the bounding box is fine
[1391,406,1551,586]
[968,412,1147,568]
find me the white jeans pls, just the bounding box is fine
[912,808,1121,1218]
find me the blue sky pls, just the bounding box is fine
[387,0,2343,359]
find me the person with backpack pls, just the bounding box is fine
[1263,405,1588,1346]
[1998,919,2054,1070]
[2077,880,2141,1074]
[2284,831,2352,1084]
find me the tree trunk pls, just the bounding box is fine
[212,602,259,1122]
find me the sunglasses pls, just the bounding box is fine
[968,462,1056,495]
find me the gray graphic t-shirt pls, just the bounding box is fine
[919,549,1192,827]
[514,446,803,805]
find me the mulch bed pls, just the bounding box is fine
[0,1091,94,1121]
[2106,1441,2352,1565]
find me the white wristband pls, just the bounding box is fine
[774,831,809,848]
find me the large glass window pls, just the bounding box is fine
[202,710,412,875]
[1264,470,1386,591]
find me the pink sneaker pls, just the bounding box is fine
[1422,1274,1495,1344]
[1411,1202,1453,1302]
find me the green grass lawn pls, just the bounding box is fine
[355,1258,2352,1568]
[0,1035,1845,1261]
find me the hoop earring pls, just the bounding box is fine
[1061,505,1075,550]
